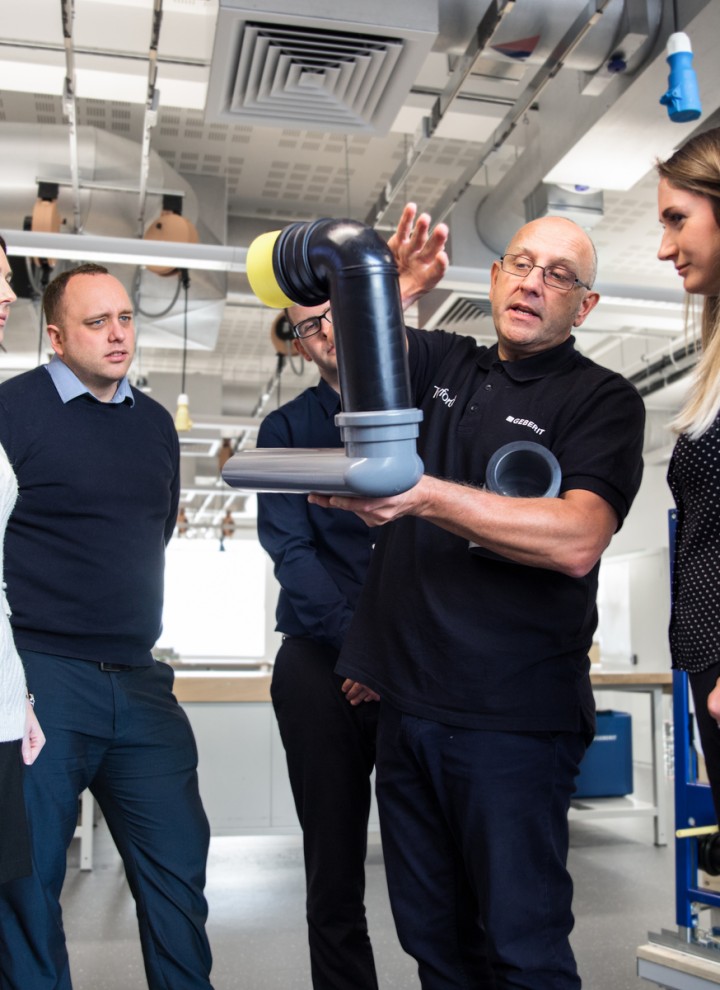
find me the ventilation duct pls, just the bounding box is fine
[206,0,438,133]
[524,183,604,230]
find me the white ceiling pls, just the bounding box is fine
[0,0,717,522]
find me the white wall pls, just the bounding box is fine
[158,532,282,667]
[608,462,675,560]
[593,461,676,790]
[598,461,675,673]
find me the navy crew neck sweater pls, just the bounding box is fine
[0,367,179,666]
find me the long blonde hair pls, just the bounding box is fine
[657,127,720,438]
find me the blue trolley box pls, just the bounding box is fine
[574,710,633,799]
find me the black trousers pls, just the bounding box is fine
[689,661,720,823]
[376,703,585,990]
[271,636,379,990]
[0,741,30,885]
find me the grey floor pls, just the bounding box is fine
[59,796,679,990]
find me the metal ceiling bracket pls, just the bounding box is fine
[430,0,616,226]
[60,0,82,233]
[364,0,513,228]
[137,0,164,236]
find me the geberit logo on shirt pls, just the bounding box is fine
[506,415,546,436]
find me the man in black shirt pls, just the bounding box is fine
[311,216,645,989]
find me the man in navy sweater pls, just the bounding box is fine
[0,265,213,990]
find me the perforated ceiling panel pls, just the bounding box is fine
[206,0,438,133]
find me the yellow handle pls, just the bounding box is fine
[247,230,295,309]
[676,825,720,838]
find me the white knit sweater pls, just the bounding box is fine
[0,443,24,743]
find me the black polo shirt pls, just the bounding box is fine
[337,328,645,734]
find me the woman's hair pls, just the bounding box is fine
[0,234,6,255]
[657,127,720,437]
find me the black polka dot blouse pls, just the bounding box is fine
[668,420,720,672]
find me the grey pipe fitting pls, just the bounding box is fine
[484,441,562,498]
[222,217,424,497]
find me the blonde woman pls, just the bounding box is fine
[657,128,720,818]
[0,235,45,884]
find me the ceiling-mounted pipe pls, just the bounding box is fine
[60,0,82,233]
[367,0,634,231]
[365,0,511,229]
[222,218,424,496]
[137,0,164,236]
[430,0,617,226]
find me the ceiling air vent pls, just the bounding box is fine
[206,1,438,134]
[442,296,493,326]
[418,289,495,340]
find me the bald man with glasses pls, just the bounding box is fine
[309,215,644,989]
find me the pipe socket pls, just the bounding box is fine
[484,441,562,498]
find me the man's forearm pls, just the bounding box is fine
[310,476,618,578]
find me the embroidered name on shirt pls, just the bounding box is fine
[432,386,456,407]
[506,415,546,436]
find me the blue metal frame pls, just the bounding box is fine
[671,508,720,929]
[673,669,718,927]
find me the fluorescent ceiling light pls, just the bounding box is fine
[4,230,248,273]
[0,45,208,108]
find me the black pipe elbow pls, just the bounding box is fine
[272,218,396,302]
[271,218,412,413]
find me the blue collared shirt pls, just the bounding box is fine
[45,354,135,406]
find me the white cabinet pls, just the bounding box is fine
[182,700,379,835]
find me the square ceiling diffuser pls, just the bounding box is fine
[206,0,438,134]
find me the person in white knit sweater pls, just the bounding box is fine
[0,234,45,885]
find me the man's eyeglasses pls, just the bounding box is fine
[291,308,333,339]
[500,254,592,292]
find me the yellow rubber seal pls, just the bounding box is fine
[247,230,295,308]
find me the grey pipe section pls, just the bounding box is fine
[484,441,562,498]
[223,218,424,497]
[224,409,423,496]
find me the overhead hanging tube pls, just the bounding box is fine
[222,218,424,497]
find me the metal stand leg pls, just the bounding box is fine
[73,789,94,871]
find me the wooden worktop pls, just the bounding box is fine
[172,667,672,704]
[173,671,272,703]
[590,670,672,688]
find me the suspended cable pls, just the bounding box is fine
[180,268,190,394]
[131,266,182,319]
